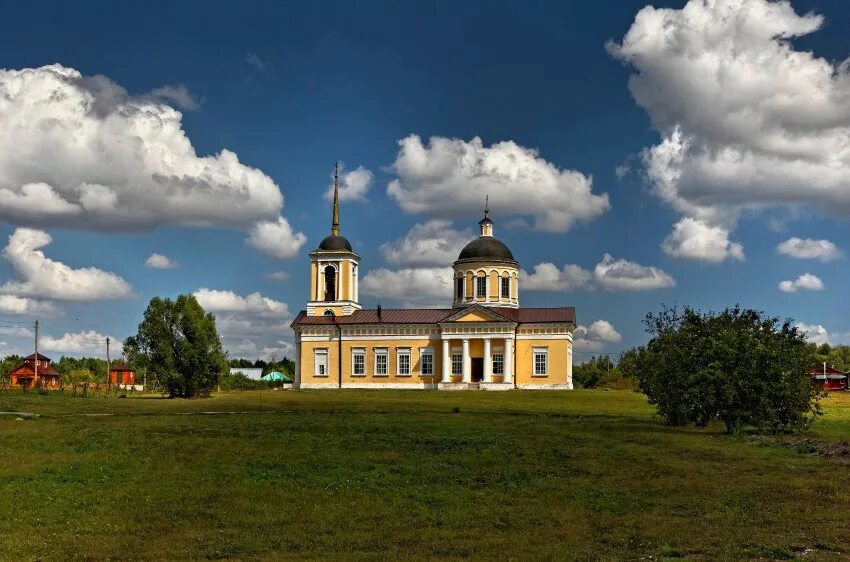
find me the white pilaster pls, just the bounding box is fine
[462,338,471,383]
[483,337,492,383]
[294,335,302,390]
[504,337,513,384]
[567,338,573,390]
[442,339,451,383]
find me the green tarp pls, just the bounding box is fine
[262,371,292,382]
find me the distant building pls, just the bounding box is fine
[809,364,848,392]
[229,367,263,380]
[10,353,61,389]
[109,363,136,386]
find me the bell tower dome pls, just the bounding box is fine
[452,198,519,308]
[306,163,361,316]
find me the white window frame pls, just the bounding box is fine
[476,276,486,298]
[397,347,411,377]
[533,347,549,377]
[351,347,366,377]
[451,353,463,375]
[314,348,328,377]
[492,353,504,375]
[419,347,434,376]
[374,348,388,377]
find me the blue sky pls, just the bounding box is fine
[0,0,847,360]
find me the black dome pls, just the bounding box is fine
[456,237,516,263]
[317,235,353,252]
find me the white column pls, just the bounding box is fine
[462,338,471,383]
[294,334,302,389]
[483,337,492,383]
[441,339,451,383]
[567,336,573,390]
[504,337,513,384]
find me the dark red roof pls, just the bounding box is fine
[808,365,846,376]
[24,353,52,362]
[291,306,575,327]
[110,363,134,372]
[11,364,61,378]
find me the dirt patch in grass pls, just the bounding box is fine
[748,434,850,462]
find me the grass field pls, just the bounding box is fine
[1,389,849,561]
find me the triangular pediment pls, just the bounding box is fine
[441,304,512,324]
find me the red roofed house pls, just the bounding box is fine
[809,363,848,392]
[9,353,61,389]
[109,363,137,387]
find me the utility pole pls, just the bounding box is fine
[33,320,39,388]
[106,337,111,389]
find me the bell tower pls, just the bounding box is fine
[307,163,361,317]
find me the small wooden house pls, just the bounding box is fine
[109,363,136,386]
[809,364,848,392]
[9,353,61,389]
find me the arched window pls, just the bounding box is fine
[323,309,335,317]
[324,265,336,302]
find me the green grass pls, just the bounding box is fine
[1,389,849,560]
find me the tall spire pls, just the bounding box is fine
[484,194,489,219]
[331,162,340,236]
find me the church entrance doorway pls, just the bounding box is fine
[471,358,484,382]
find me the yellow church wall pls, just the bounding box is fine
[489,271,499,299]
[514,338,570,385]
[456,310,492,322]
[309,262,318,302]
[301,338,443,385]
[339,260,350,301]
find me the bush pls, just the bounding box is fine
[633,305,820,434]
[218,372,272,391]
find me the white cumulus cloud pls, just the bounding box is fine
[380,221,473,267]
[246,217,307,259]
[387,135,609,232]
[41,330,119,357]
[662,218,744,262]
[0,228,132,301]
[573,320,623,352]
[0,295,57,315]
[778,273,824,293]
[593,254,675,291]
[360,267,453,308]
[777,237,842,262]
[144,253,178,269]
[521,262,593,292]
[324,165,374,202]
[795,323,850,346]
[609,0,850,260]
[266,271,289,282]
[193,288,293,359]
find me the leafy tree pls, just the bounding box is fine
[124,295,227,398]
[0,355,22,389]
[634,305,819,433]
[65,368,94,396]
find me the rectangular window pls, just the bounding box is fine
[492,353,504,375]
[397,348,411,376]
[352,348,365,376]
[420,347,434,376]
[314,349,328,377]
[476,276,486,298]
[456,277,464,299]
[451,354,463,375]
[374,348,388,376]
[533,348,548,376]
[501,277,510,298]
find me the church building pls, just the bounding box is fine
[290,166,576,390]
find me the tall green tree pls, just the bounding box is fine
[124,295,226,398]
[634,305,819,433]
